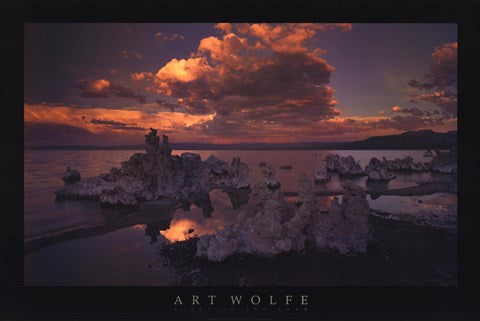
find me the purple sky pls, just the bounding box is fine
[24,23,457,145]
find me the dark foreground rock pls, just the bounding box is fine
[161,214,457,286]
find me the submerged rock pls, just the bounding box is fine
[365,157,395,182]
[279,165,292,169]
[258,161,267,167]
[314,167,331,184]
[324,154,364,176]
[62,167,81,182]
[55,129,251,207]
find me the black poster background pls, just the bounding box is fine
[1,0,479,320]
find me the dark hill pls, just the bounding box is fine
[343,130,457,149]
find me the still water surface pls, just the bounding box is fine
[24,149,456,285]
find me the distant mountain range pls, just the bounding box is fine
[25,130,457,150]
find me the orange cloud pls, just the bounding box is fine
[392,106,402,112]
[24,103,214,137]
[155,57,214,84]
[235,23,352,54]
[130,72,154,81]
[215,23,233,34]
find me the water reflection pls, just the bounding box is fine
[24,149,457,286]
[25,149,453,239]
[159,189,250,243]
[25,188,254,252]
[368,193,457,228]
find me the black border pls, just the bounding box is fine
[1,0,480,320]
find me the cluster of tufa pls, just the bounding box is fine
[56,129,251,207]
[196,171,371,261]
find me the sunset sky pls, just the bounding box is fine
[24,23,457,146]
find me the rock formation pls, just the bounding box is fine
[55,129,251,207]
[204,154,229,175]
[314,167,331,183]
[62,167,81,182]
[307,181,370,254]
[324,154,364,176]
[196,170,370,261]
[423,149,433,157]
[429,148,457,174]
[225,157,251,189]
[323,150,456,178]
[381,156,426,172]
[258,161,267,167]
[223,187,250,209]
[365,157,395,181]
[196,175,310,261]
[262,166,281,189]
[279,165,292,169]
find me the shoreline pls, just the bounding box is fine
[282,181,456,197]
[24,213,457,286]
[159,214,456,286]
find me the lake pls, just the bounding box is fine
[24,149,457,285]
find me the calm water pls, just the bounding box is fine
[24,149,456,285]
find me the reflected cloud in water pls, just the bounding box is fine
[159,189,250,243]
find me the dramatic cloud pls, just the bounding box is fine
[408,42,457,115]
[151,23,348,139]
[25,24,457,145]
[77,79,146,103]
